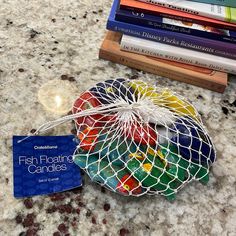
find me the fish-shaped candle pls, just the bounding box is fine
[93,133,137,166]
[90,78,136,104]
[127,151,177,200]
[72,79,216,199]
[129,80,200,121]
[72,91,103,128]
[74,153,142,195]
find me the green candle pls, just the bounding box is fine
[127,156,176,200]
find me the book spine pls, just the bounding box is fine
[120,35,236,75]
[99,47,226,93]
[115,10,236,43]
[106,18,236,59]
[138,0,232,22]
[120,4,236,30]
[190,0,236,7]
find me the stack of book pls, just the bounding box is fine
[99,0,236,93]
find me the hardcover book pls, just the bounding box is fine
[107,0,236,59]
[189,0,236,7]
[120,0,236,30]
[115,9,236,43]
[120,34,236,74]
[138,0,236,22]
[99,31,228,93]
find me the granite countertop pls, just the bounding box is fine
[1,1,236,235]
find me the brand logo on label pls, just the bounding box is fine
[34,145,58,150]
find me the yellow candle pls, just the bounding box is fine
[129,81,200,121]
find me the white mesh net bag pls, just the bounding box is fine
[72,79,216,200]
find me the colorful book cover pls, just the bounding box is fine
[107,0,236,59]
[138,0,236,23]
[115,9,236,43]
[120,0,236,30]
[120,34,236,74]
[190,0,236,7]
[99,31,228,93]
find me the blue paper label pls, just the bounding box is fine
[13,135,82,198]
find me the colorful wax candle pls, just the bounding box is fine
[129,80,200,121]
[170,117,216,165]
[90,78,136,104]
[94,133,137,166]
[127,155,176,200]
[126,122,158,146]
[77,127,100,152]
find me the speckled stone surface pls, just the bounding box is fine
[1,1,236,236]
